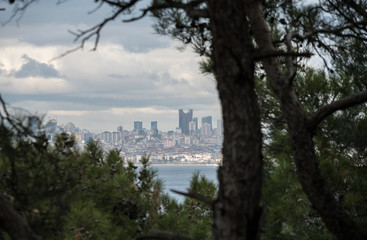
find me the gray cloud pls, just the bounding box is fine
[108,73,128,79]
[13,55,60,78]
[0,0,221,131]
[0,0,170,53]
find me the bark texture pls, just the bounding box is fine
[0,194,38,240]
[207,1,263,239]
[246,1,367,239]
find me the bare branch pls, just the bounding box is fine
[0,94,24,133]
[136,230,193,240]
[87,0,104,15]
[0,94,37,137]
[73,6,125,51]
[2,0,37,26]
[54,0,207,57]
[123,0,208,23]
[170,189,213,205]
[292,22,367,43]
[307,89,367,130]
[48,45,83,62]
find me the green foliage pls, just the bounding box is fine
[0,129,78,238]
[260,68,367,239]
[155,171,216,240]
[0,119,218,239]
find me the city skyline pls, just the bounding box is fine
[48,109,222,133]
[0,1,221,132]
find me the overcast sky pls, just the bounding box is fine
[0,0,221,132]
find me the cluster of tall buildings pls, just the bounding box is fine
[42,108,222,144]
[129,109,222,137]
[39,108,223,164]
[179,109,222,137]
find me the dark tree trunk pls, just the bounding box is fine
[207,1,263,239]
[246,1,367,239]
[0,194,38,240]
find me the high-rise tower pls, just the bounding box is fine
[151,121,158,131]
[193,117,198,131]
[134,121,143,131]
[202,116,212,131]
[179,109,193,135]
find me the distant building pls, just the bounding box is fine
[179,109,193,135]
[201,123,212,136]
[112,132,121,143]
[84,132,93,142]
[175,127,182,134]
[151,121,158,131]
[64,122,76,133]
[134,121,143,131]
[45,119,57,134]
[189,121,196,135]
[28,116,41,136]
[193,117,198,131]
[150,121,158,136]
[217,119,223,137]
[101,131,112,143]
[202,116,212,131]
[117,125,123,132]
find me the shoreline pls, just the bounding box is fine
[136,163,220,167]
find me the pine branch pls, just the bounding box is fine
[136,230,193,240]
[253,50,313,61]
[170,189,213,205]
[307,89,367,130]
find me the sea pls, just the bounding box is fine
[150,165,219,202]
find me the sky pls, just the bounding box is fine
[0,0,221,132]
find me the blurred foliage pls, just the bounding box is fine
[0,114,216,239]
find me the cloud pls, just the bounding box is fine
[0,0,170,53]
[0,0,222,132]
[0,41,221,131]
[0,77,71,94]
[0,52,70,94]
[13,55,60,78]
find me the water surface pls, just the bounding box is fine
[152,165,218,202]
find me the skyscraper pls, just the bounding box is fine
[45,119,57,134]
[134,121,143,131]
[151,121,158,131]
[179,109,193,135]
[202,116,212,131]
[201,122,212,136]
[217,119,223,137]
[193,117,198,131]
[117,125,123,132]
[189,120,196,135]
[151,121,158,135]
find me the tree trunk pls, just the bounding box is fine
[246,1,367,239]
[207,1,263,239]
[0,194,38,240]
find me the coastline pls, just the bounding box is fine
[135,163,220,167]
